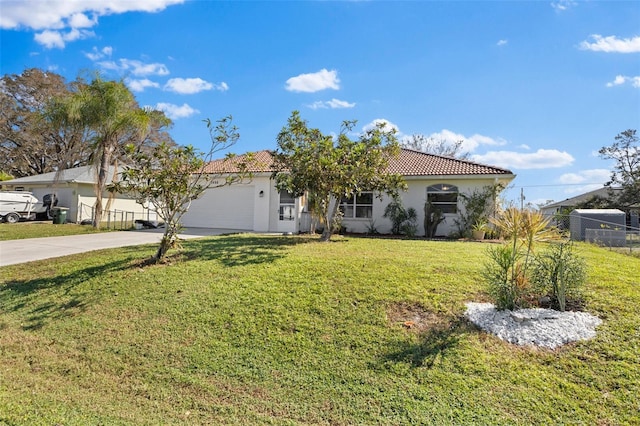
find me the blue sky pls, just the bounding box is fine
[1,0,639,206]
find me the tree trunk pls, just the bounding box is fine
[154,223,178,261]
[154,234,172,262]
[93,147,113,228]
[320,197,340,242]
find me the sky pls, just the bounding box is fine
[1,0,639,206]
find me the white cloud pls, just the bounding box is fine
[85,45,113,61]
[558,169,610,185]
[307,98,356,110]
[579,35,640,53]
[33,30,64,49]
[68,12,96,28]
[285,69,340,93]
[97,59,169,76]
[362,119,400,135]
[551,1,577,12]
[497,39,508,46]
[1,0,184,49]
[471,149,574,170]
[163,78,227,94]
[127,78,160,92]
[34,28,94,49]
[154,102,199,119]
[519,144,531,150]
[606,75,640,88]
[0,0,184,30]
[423,129,507,153]
[558,169,611,194]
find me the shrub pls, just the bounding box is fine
[530,242,586,311]
[455,184,504,237]
[483,208,560,310]
[484,244,528,310]
[384,197,418,236]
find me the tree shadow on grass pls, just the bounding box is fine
[0,257,133,331]
[381,314,473,369]
[180,234,315,267]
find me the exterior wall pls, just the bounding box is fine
[75,185,155,223]
[341,177,509,237]
[0,182,153,223]
[252,176,273,232]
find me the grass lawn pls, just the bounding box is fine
[0,235,638,425]
[0,222,112,241]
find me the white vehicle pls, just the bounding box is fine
[0,191,47,223]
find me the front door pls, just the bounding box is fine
[277,190,297,233]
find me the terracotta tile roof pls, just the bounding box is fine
[202,148,514,177]
[201,150,275,173]
[388,148,514,176]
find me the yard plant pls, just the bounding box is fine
[0,235,638,424]
[484,207,559,310]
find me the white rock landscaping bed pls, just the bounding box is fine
[465,302,602,349]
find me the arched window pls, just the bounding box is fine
[427,184,458,214]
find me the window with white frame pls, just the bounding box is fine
[427,184,458,214]
[340,192,373,219]
[279,190,295,221]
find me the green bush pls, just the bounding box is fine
[383,197,417,236]
[483,244,528,310]
[530,242,586,311]
[482,208,558,310]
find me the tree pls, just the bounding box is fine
[0,68,91,177]
[109,116,251,262]
[401,133,470,159]
[44,75,170,228]
[272,111,406,242]
[599,129,639,208]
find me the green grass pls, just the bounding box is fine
[0,222,112,241]
[0,235,638,425]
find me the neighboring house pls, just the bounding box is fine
[541,187,639,231]
[182,149,515,236]
[540,187,622,218]
[540,187,622,229]
[0,165,157,223]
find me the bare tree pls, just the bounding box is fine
[599,129,639,208]
[402,134,470,159]
[0,68,90,177]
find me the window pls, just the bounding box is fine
[340,192,373,219]
[279,190,295,221]
[427,184,458,214]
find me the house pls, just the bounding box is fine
[538,187,639,230]
[540,187,622,219]
[181,149,515,236]
[0,165,157,223]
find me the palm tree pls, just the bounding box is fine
[46,76,169,227]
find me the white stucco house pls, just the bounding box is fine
[0,165,157,223]
[182,149,515,236]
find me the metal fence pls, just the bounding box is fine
[585,229,640,253]
[79,203,159,230]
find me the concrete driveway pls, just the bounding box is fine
[0,228,246,267]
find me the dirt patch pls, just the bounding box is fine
[386,301,450,333]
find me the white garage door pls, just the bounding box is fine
[182,185,255,229]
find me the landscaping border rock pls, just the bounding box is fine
[465,302,602,349]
